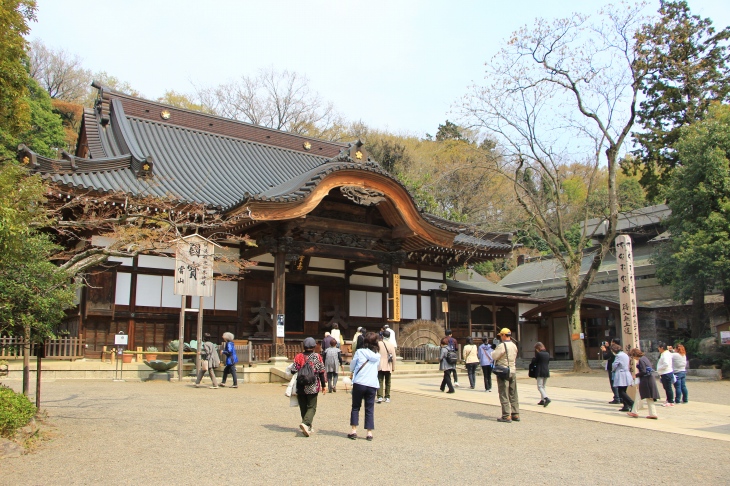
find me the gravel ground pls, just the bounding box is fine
[3,377,730,485]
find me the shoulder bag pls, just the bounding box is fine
[492,343,511,380]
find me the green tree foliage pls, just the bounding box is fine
[0,385,36,437]
[0,0,36,160]
[631,1,730,201]
[0,161,77,337]
[22,77,66,157]
[654,104,730,337]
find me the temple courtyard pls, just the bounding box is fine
[2,372,730,484]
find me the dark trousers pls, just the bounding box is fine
[616,386,634,409]
[660,373,675,402]
[440,369,454,392]
[350,383,376,430]
[449,367,459,383]
[377,370,391,399]
[482,365,493,390]
[297,392,318,427]
[222,364,237,386]
[466,363,478,388]
[327,372,339,392]
[608,370,619,400]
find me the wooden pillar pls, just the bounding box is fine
[467,297,472,339]
[491,302,497,337]
[272,251,286,356]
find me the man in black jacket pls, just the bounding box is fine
[602,337,621,404]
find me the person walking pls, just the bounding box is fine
[194,333,220,389]
[601,338,622,404]
[351,327,363,353]
[492,328,520,422]
[656,341,675,406]
[377,330,396,403]
[219,332,238,388]
[292,337,327,437]
[478,338,493,392]
[445,330,460,387]
[348,332,381,441]
[627,348,660,419]
[532,342,551,407]
[611,344,634,412]
[439,337,455,393]
[462,337,479,389]
[672,344,688,404]
[324,338,342,393]
[330,323,343,348]
[383,324,397,348]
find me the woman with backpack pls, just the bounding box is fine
[627,347,660,419]
[292,337,327,437]
[219,332,239,388]
[348,332,381,441]
[439,337,456,393]
[194,333,220,389]
[462,337,479,389]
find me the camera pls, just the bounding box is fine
[600,341,609,348]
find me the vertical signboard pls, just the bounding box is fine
[615,234,640,351]
[174,235,215,297]
[392,274,401,322]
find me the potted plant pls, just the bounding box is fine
[145,346,159,361]
[122,351,134,363]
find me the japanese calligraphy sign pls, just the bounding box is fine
[615,235,640,351]
[392,274,401,322]
[174,234,216,297]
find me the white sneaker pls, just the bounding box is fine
[385,398,390,403]
[300,423,311,437]
[377,397,383,403]
[454,382,460,387]
[662,402,674,407]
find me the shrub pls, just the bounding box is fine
[0,385,36,438]
[145,346,158,352]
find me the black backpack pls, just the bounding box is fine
[297,355,317,387]
[446,349,458,365]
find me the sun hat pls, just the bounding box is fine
[303,337,316,349]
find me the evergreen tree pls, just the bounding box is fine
[632,1,730,201]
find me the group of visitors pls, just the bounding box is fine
[602,337,689,420]
[289,325,397,439]
[194,332,238,389]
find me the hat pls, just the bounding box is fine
[383,324,390,329]
[324,332,330,337]
[499,328,512,336]
[357,326,363,332]
[303,337,316,349]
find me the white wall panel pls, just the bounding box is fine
[366,292,382,318]
[252,254,275,263]
[136,274,162,307]
[115,272,131,305]
[190,290,215,310]
[421,296,432,320]
[359,265,381,273]
[421,270,443,280]
[215,281,238,311]
[402,294,418,319]
[307,271,342,277]
[138,255,176,270]
[400,268,418,278]
[305,285,320,321]
[518,303,539,320]
[161,276,182,307]
[400,278,418,290]
[309,257,344,270]
[350,290,367,317]
[421,281,443,291]
[109,256,133,266]
[350,275,383,287]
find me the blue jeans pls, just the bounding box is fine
[673,371,688,403]
[660,373,675,403]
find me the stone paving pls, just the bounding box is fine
[2,374,730,485]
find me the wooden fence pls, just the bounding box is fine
[398,346,441,363]
[0,337,86,360]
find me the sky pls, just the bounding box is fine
[29,0,730,137]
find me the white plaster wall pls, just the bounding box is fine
[115,272,131,305]
[305,285,319,321]
[402,294,418,319]
[421,296,432,320]
[309,257,344,270]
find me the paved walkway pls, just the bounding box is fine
[392,374,730,442]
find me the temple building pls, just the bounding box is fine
[19,84,519,357]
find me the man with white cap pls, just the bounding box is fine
[491,328,520,423]
[383,324,397,348]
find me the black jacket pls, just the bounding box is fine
[534,350,550,378]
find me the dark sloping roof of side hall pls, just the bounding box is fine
[583,204,670,237]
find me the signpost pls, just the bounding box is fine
[615,235,640,351]
[114,331,128,381]
[174,235,218,381]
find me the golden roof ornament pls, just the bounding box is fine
[160,110,171,120]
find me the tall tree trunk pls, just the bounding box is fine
[691,283,707,338]
[22,324,30,396]
[567,296,590,372]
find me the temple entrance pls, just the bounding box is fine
[285,283,305,333]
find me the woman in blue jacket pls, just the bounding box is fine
[219,332,239,388]
[348,332,381,441]
[611,344,634,412]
